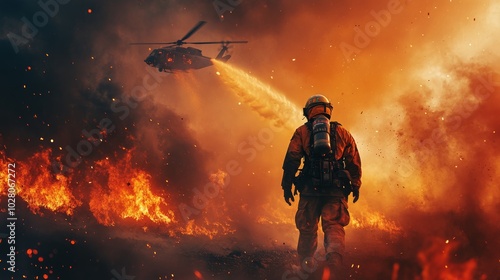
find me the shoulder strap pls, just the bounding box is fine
[305,120,313,144]
[330,122,338,159]
[305,121,312,131]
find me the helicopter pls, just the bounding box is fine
[131,21,247,73]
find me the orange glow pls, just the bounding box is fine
[194,270,203,279]
[391,263,400,280]
[418,238,477,280]
[321,267,330,280]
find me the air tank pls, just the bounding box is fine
[312,115,331,155]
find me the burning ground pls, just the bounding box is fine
[1,0,500,279]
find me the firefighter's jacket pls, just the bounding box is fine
[281,121,362,196]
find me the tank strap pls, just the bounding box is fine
[330,121,339,159]
[306,121,314,153]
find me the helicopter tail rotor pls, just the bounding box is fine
[215,42,234,62]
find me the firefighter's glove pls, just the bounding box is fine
[352,185,360,203]
[284,188,295,206]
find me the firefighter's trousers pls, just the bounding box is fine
[295,196,350,261]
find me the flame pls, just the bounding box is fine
[0,149,175,226]
[2,149,81,215]
[179,170,236,239]
[257,201,295,226]
[350,211,401,235]
[0,151,10,197]
[180,218,235,240]
[418,238,477,280]
[1,149,240,239]
[88,150,175,226]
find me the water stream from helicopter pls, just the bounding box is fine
[212,60,303,130]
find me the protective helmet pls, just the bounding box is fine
[303,94,333,120]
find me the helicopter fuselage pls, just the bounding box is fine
[145,46,213,72]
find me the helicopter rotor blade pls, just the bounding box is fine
[180,21,207,42]
[129,42,177,45]
[185,40,248,45]
[129,40,248,46]
[223,41,249,44]
[130,21,208,46]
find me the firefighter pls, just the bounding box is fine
[281,94,362,278]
